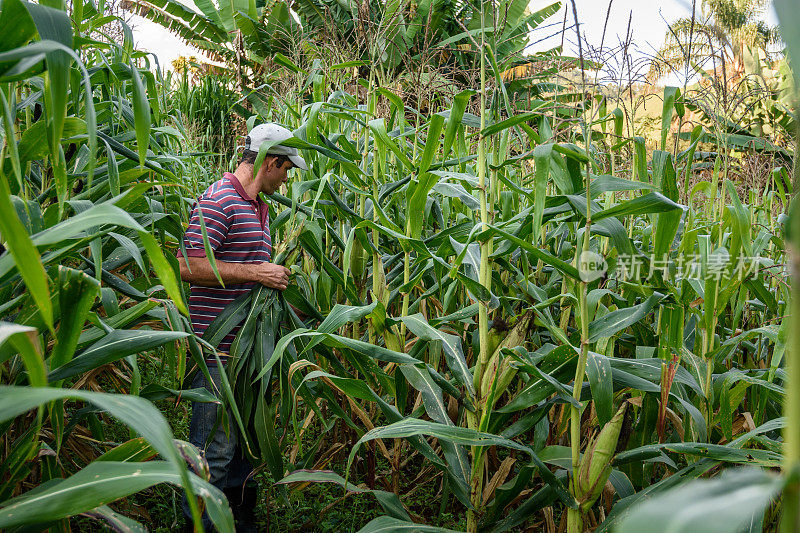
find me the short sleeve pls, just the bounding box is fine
[182,197,230,257]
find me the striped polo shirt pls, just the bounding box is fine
[181,172,272,355]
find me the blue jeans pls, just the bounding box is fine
[182,364,253,528]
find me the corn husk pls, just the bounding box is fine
[480,311,533,403]
[577,402,627,507]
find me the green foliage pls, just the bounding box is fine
[0,0,795,532]
[170,69,238,158]
[186,33,789,531]
[0,1,232,530]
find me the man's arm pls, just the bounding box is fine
[178,256,290,291]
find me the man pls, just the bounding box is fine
[177,123,306,532]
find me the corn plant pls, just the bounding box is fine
[0,1,238,530]
[610,1,800,531]
[1,0,795,531]
[196,19,791,531]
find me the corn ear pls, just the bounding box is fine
[273,220,305,266]
[349,237,366,279]
[480,311,533,402]
[577,402,627,506]
[485,328,504,360]
[371,254,389,309]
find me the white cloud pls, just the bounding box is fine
[129,12,204,71]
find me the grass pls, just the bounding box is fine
[89,352,471,531]
[266,482,383,532]
[91,352,386,531]
[84,351,191,531]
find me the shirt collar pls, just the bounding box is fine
[224,172,259,204]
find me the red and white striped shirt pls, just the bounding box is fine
[181,173,272,355]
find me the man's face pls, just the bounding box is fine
[257,156,294,195]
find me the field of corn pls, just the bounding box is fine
[3,0,800,531]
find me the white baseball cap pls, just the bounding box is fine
[244,123,308,170]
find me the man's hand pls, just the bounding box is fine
[179,256,290,290]
[253,262,290,291]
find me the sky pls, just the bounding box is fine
[529,0,778,85]
[128,13,198,71]
[130,0,780,81]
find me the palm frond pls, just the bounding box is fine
[124,0,234,63]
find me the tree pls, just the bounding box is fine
[125,0,562,86]
[122,0,301,87]
[649,0,779,83]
